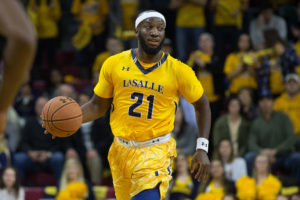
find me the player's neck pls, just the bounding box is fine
[136,48,162,64]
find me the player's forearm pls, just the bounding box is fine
[193,93,211,139]
[0,35,36,110]
[81,95,112,123]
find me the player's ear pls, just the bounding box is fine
[135,28,139,37]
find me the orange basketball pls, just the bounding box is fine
[41,96,82,137]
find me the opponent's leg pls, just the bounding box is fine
[131,186,160,200]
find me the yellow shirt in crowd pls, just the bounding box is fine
[94,49,204,141]
[121,0,138,31]
[27,0,61,39]
[176,2,205,27]
[274,93,300,135]
[170,176,193,196]
[214,0,247,29]
[269,57,284,95]
[224,52,257,94]
[187,50,219,102]
[71,0,109,35]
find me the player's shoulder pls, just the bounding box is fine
[166,53,190,70]
[104,49,132,64]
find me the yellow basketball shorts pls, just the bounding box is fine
[108,137,177,200]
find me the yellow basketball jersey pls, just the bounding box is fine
[94,49,204,141]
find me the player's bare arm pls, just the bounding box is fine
[0,0,37,136]
[81,94,112,123]
[191,93,211,182]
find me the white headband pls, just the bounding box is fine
[135,11,166,28]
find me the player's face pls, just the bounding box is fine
[137,17,165,55]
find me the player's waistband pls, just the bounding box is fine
[116,133,171,148]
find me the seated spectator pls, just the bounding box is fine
[162,38,173,56]
[224,33,257,94]
[168,153,198,200]
[5,107,22,153]
[57,158,94,200]
[65,92,103,185]
[274,74,300,135]
[92,36,123,74]
[14,83,36,118]
[216,139,247,182]
[187,33,224,124]
[45,68,64,98]
[57,83,77,100]
[195,159,235,200]
[13,96,64,184]
[173,106,198,156]
[0,167,25,200]
[223,194,237,200]
[257,29,299,96]
[236,154,281,200]
[250,2,287,50]
[237,87,259,121]
[213,96,250,157]
[245,91,300,184]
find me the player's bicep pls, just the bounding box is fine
[177,64,204,103]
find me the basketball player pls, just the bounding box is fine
[0,0,37,140]
[46,10,211,200]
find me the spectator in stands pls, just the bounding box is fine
[57,83,77,100]
[162,38,174,55]
[292,194,300,200]
[195,159,235,200]
[257,29,299,98]
[216,139,247,182]
[71,0,109,67]
[213,96,250,157]
[236,154,281,200]
[170,0,206,62]
[238,87,259,121]
[249,2,287,50]
[14,96,64,184]
[187,33,224,125]
[277,195,289,200]
[210,0,248,60]
[45,68,64,99]
[274,74,300,151]
[58,158,94,200]
[92,36,123,74]
[65,92,103,185]
[173,106,198,156]
[0,167,24,200]
[245,90,300,184]
[27,0,61,79]
[168,153,198,200]
[14,83,36,118]
[224,33,257,95]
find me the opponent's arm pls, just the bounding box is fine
[81,94,112,123]
[0,0,37,136]
[191,93,211,182]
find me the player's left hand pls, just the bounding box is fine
[191,149,210,182]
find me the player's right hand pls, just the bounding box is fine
[41,117,56,139]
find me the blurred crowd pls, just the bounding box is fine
[1,0,300,199]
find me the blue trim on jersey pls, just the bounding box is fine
[131,49,168,74]
[131,186,160,200]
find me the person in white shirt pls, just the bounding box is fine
[216,138,247,182]
[0,167,24,200]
